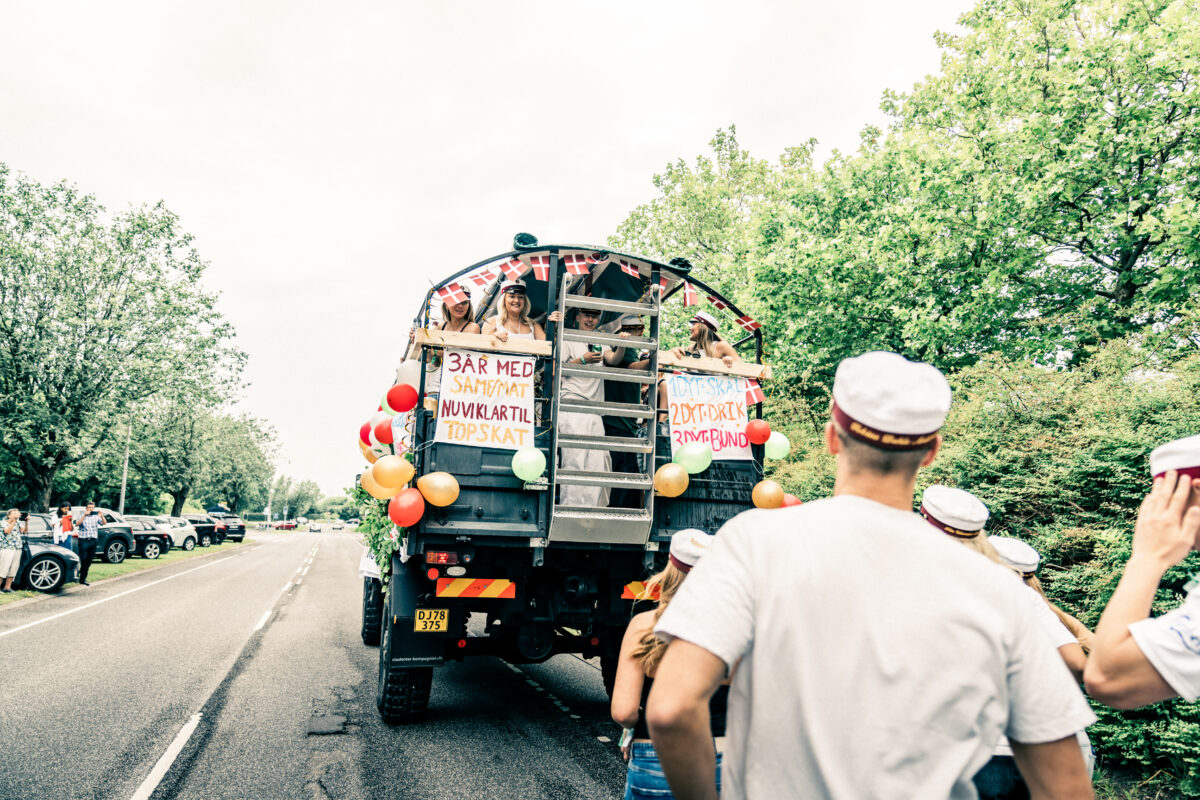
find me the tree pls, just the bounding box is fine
[0,165,244,510]
[128,399,215,517]
[197,416,275,514]
[286,480,322,519]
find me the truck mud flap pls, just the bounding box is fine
[384,557,445,668]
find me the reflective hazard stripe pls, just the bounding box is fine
[621,581,660,601]
[436,578,516,599]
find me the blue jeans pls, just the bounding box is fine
[973,756,1028,800]
[623,742,722,800]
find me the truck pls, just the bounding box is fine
[363,237,771,723]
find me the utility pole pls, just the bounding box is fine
[117,421,132,515]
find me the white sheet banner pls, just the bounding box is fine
[665,372,752,460]
[434,349,536,450]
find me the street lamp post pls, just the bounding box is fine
[117,421,132,515]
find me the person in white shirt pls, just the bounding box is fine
[1086,435,1200,708]
[645,351,1096,800]
[557,305,611,507]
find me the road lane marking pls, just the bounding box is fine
[301,566,310,576]
[254,610,272,631]
[128,712,202,800]
[0,557,235,640]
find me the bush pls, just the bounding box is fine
[765,342,1200,794]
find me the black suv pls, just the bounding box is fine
[124,517,172,559]
[18,513,81,592]
[183,514,225,546]
[70,507,136,564]
[209,512,246,542]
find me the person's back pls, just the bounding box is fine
[704,498,1063,798]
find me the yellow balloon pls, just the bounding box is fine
[361,468,394,500]
[752,479,785,509]
[372,455,414,490]
[359,440,379,464]
[416,471,460,507]
[653,463,689,498]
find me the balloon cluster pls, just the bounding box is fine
[745,420,799,509]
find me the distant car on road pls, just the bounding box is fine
[18,513,81,592]
[309,523,322,532]
[69,507,135,564]
[332,521,345,531]
[274,520,298,531]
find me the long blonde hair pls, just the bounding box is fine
[440,300,477,330]
[1022,572,1081,643]
[496,293,534,331]
[691,324,724,358]
[630,563,688,675]
[948,531,1021,578]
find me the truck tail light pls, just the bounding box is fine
[424,551,458,566]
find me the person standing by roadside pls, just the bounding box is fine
[53,505,75,553]
[1086,436,1200,709]
[646,351,1095,800]
[1,509,26,593]
[77,502,102,586]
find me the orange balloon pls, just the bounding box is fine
[372,455,415,490]
[752,479,785,509]
[416,472,460,507]
[361,468,393,500]
[359,440,379,464]
[653,463,689,498]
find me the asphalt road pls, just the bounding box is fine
[0,531,626,800]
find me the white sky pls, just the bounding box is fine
[1,0,974,498]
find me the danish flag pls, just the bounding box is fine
[707,295,729,311]
[529,255,551,282]
[659,277,669,291]
[499,258,525,281]
[562,253,591,275]
[469,269,496,287]
[683,283,698,306]
[745,379,766,406]
[435,282,469,305]
[587,252,609,265]
[735,315,762,332]
[618,259,640,278]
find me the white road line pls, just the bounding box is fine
[254,610,272,631]
[280,581,292,594]
[294,578,302,585]
[300,566,309,576]
[128,712,202,800]
[0,558,235,641]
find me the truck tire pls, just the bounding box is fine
[361,577,383,646]
[377,614,433,724]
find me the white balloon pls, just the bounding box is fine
[370,441,390,458]
[396,360,423,389]
[368,428,381,449]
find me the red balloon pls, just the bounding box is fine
[388,487,425,528]
[374,418,394,445]
[387,383,419,414]
[746,419,771,446]
[359,421,372,445]
[783,493,802,507]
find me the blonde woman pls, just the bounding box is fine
[611,529,727,800]
[1,509,27,592]
[991,535,1095,653]
[482,280,547,341]
[670,312,739,366]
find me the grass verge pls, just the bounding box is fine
[0,538,253,607]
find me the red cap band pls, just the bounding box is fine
[1153,465,1200,481]
[832,401,940,452]
[669,554,694,574]
[690,315,717,332]
[919,505,980,539]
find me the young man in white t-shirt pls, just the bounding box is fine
[1087,436,1200,708]
[646,351,1096,800]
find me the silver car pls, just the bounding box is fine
[165,516,201,551]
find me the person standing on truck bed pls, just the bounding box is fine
[644,351,1095,800]
[408,290,481,401]
[605,314,651,508]
[657,312,739,422]
[482,280,547,341]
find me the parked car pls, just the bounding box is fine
[166,517,200,550]
[274,520,298,530]
[18,513,81,592]
[123,517,172,559]
[183,514,225,546]
[208,512,246,542]
[69,507,135,564]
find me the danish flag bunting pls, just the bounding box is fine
[561,253,591,276]
[683,283,698,306]
[618,259,640,278]
[435,282,469,305]
[529,255,551,282]
[659,277,669,291]
[587,252,609,265]
[707,295,729,311]
[745,379,766,406]
[498,258,525,281]
[469,269,496,287]
[735,315,762,332]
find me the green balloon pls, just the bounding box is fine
[764,431,791,460]
[512,447,546,482]
[380,394,399,417]
[673,442,713,474]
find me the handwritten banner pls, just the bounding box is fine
[665,373,752,460]
[434,349,535,450]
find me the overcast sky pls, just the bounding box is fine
[2,0,975,499]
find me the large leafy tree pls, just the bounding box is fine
[197,415,275,514]
[128,399,215,517]
[0,166,243,509]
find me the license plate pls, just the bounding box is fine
[414,608,448,633]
